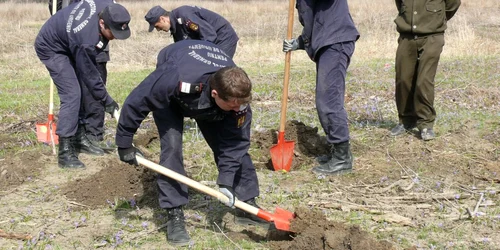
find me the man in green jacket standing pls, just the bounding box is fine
[391,0,460,140]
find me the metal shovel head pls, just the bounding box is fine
[36,122,58,144]
[272,207,296,232]
[270,132,294,172]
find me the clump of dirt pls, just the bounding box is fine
[252,120,329,170]
[62,158,157,208]
[268,207,395,250]
[0,149,44,190]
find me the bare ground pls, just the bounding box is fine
[0,118,499,249]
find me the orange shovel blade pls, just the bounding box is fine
[272,207,296,231]
[256,206,296,232]
[36,121,58,144]
[270,132,294,171]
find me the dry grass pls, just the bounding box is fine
[1,0,498,80]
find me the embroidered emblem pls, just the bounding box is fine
[186,19,199,31]
[121,23,128,30]
[237,116,245,128]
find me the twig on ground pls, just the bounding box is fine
[126,223,168,241]
[67,201,89,207]
[213,222,242,250]
[0,229,32,240]
[192,201,209,209]
[471,173,500,183]
[472,193,484,217]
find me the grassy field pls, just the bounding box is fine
[1,0,500,249]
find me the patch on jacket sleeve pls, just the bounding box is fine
[186,19,199,31]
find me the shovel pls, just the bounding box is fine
[270,0,295,172]
[36,79,58,155]
[113,110,295,232]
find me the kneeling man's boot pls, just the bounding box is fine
[312,141,353,175]
[58,136,85,169]
[74,126,104,156]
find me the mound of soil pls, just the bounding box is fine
[268,207,395,250]
[252,120,329,170]
[62,158,157,208]
[0,149,45,190]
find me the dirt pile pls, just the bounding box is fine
[252,120,329,170]
[62,158,158,208]
[268,207,395,250]
[0,149,45,190]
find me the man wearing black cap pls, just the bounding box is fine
[48,0,116,151]
[144,5,239,58]
[35,0,131,169]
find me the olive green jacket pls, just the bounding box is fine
[394,0,461,35]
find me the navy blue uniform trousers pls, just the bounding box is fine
[41,54,87,137]
[315,41,355,144]
[81,61,107,140]
[152,104,259,209]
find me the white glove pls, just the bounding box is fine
[219,185,235,208]
[283,38,299,52]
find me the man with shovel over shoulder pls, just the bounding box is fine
[282,0,359,175]
[35,1,130,168]
[115,40,268,247]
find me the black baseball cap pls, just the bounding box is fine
[145,6,168,32]
[101,3,131,40]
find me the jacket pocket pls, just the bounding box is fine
[425,1,443,13]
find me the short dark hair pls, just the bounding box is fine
[210,66,252,103]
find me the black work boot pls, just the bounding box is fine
[235,198,270,228]
[58,137,85,169]
[166,207,191,247]
[74,126,104,156]
[87,134,117,151]
[312,141,353,175]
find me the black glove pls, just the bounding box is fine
[219,185,235,208]
[105,101,119,118]
[118,147,143,166]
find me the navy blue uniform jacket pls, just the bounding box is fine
[35,0,114,104]
[168,6,238,55]
[116,40,251,184]
[296,0,360,61]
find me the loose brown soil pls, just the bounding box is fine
[268,207,395,250]
[0,120,395,249]
[2,116,499,249]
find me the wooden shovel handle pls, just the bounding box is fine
[113,109,267,220]
[137,157,265,218]
[279,0,295,133]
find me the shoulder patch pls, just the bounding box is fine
[186,19,199,32]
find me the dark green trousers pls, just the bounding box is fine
[395,33,444,130]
